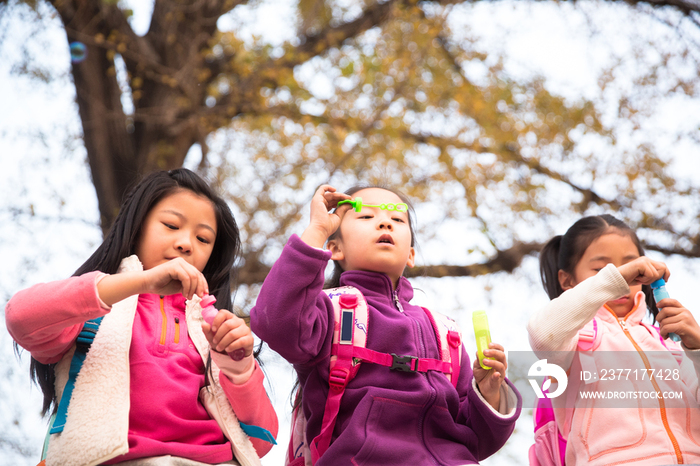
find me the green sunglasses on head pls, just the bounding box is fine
[336,197,408,213]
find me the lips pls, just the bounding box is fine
[611,296,629,304]
[377,234,394,245]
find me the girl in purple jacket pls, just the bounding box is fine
[251,184,522,465]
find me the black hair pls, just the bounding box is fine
[324,185,417,289]
[539,214,657,318]
[28,168,241,416]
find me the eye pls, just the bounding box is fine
[359,215,373,220]
[163,223,178,230]
[197,236,211,245]
[392,217,405,223]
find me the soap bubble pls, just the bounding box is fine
[69,42,87,63]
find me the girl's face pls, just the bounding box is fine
[327,188,415,288]
[559,232,642,318]
[135,189,217,272]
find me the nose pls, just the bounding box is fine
[175,233,192,255]
[378,218,393,231]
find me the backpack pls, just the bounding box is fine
[528,318,684,466]
[285,286,464,466]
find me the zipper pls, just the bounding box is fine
[159,296,167,345]
[174,317,180,344]
[606,305,683,464]
[393,290,404,313]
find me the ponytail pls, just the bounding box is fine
[539,235,563,300]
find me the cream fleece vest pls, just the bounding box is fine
[47,256,261,466]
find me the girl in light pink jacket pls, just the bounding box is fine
[5,169,277,466]
[528,214,700,465]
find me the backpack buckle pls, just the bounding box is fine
[390,353,417,372]
[447,330,461,348]
[328,367,350,389]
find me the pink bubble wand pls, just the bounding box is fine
[200,295,246,361]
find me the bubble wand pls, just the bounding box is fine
[200,295,246,360]
[336,197,408,213]
[651,278,681,342]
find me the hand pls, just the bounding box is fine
[473,342,506,410]
[142,257,209,300]
[617,257,669,287]
[96,257,209,306]
[300,185,352,248]
[202,309,255,359]
[656,298,700,349]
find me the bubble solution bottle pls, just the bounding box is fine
[200,295,246,360]
[650,278,681,342]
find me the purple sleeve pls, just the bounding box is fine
[4,271,110,363]
[456,346,523,459]
[250,234,335,365]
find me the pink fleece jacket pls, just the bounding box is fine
[528,264,700,465]
[5,271,277,463]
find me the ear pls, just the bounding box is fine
[326,239,345,262]
[558,269,576,291]
[405,247,416,268]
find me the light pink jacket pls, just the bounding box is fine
[528,264,700,465]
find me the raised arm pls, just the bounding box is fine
[250,234,336,365]
[527,263,629,355]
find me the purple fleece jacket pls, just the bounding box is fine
[251,235,521,465]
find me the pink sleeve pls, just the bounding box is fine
[220,360,279,457]
[4,271,111,364]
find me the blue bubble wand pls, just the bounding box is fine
[651,278,681,342]
[336,197,407,213]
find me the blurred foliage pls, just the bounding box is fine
[1,0,700,302]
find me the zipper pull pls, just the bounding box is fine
[394,291,404,313]
[618,318,627,330]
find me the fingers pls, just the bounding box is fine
[314,184,353,212]
[302,185,351,247]
[619,257,668,286]
[324,191,352,211]
[656,302,698,341]
[655,260,671,282]
[655,299,684,320]
[481,343,507,376]
[207,310,254,357]
[473,343,506,382]
[144,258,208,299]
[171,258,208,300]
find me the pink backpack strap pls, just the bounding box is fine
[530,318,599,466]
[530,387,565,466]
[423,308,462,388]
[309,287,368,463]
[576,318,598,352]
[307,288,461,464]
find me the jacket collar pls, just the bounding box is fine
[138,292,187,312]
[597,290,647,325]
[339,270,414,303]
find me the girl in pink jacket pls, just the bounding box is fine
[528,214,700,465]
[5,169,277,466]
